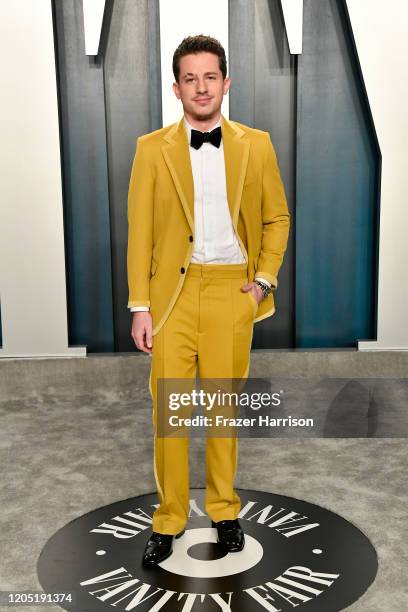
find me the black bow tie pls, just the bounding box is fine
[190,126,222,150]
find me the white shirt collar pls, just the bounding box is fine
[184,115,222,145]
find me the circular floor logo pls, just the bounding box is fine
[37,489,377,611]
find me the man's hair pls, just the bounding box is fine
[172,35,227,83]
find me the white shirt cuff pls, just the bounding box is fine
[255,276,272,288]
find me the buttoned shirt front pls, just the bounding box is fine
[184,116,246,264]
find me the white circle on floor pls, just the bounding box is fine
[158,527,263,577]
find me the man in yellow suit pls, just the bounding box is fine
[127,35,290,567]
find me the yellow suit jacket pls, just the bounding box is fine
[127,114,290,337]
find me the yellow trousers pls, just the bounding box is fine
[148,262,257,534]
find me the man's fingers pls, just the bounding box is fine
[134,334,145,351]
[241,281,263,305]
[134,331,151,353]
[143,316,153,350]
[131,312,153,353]
[241,281,257,293]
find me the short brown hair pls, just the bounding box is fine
[172,35,227,83]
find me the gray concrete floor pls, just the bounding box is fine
[1,352,407,611]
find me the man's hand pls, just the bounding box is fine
[131,311,153,353]
[241,282,263,305]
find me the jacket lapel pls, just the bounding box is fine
[161,118,195,233]
[221,114,250,229]
[161,113,250,234]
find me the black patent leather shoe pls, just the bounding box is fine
[211,519,245,552]
[142,529,185,567]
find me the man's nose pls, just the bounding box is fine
[196,78,207,93]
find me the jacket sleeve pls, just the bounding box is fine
[254,132,290,289]
[127,136,154,308]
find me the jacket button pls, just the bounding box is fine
[180,267,185,274]
[189,235,193,242]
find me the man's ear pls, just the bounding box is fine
[173,82,181,99]
[223,76,231,95]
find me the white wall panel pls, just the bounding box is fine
[345,0,408,350]
[159,0,229,126]
[281,0,303,54]
[83,0,107,55]
[0,0,86,357]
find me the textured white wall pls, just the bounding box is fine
[159,0,229,126]
[345,0,408,350]
[0,0,86,357]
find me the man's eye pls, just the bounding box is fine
[186,78,194,83]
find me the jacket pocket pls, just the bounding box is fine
[247,290,258,315]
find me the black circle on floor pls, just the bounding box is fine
[187,541,228,560]
[37,488,378,611]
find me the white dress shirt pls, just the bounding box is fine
[130,115,270,312]
[187,116,246,264]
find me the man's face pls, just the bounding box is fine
[173,52,230,122]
